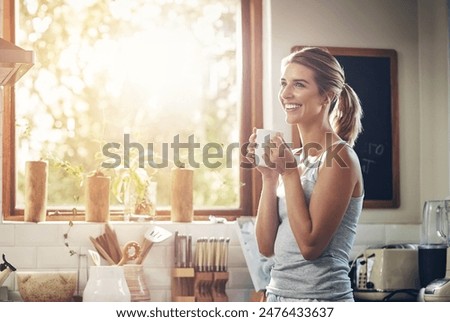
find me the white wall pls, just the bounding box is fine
[419,0,450,203]
[263,0,450,224]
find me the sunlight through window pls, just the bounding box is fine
[14,0,242,212]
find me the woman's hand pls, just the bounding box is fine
[246,128,279,181]
[269,134,298,176]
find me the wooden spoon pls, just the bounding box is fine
[89,236,116,265]
[118,241,141,266]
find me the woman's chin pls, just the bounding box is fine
[285,115,298,125]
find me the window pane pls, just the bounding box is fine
[15,0,242,211]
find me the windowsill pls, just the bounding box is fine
[2,208,244,222]
[0,217,238,225]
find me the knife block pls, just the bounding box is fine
[171,268,195,302]
[212,271,229,302]
[194,272,214,302]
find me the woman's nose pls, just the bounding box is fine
[280,84,293,100]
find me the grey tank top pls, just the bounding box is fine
[266,143,364,301]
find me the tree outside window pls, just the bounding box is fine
[3,0,263,220]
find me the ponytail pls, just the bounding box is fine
[329,83,363,147]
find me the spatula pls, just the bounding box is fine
[136,225,172,264]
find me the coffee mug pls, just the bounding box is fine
[255,129,282,167]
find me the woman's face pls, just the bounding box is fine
[278,62,327,125]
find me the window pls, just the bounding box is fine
[2,0,262,221]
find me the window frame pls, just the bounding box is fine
[2,0,263,221]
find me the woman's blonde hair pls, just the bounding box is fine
[283,47,363,146]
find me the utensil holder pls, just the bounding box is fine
[123,264,151,302]
[171,268,195,302]
[212,271,229,302]
[194,271,214,302]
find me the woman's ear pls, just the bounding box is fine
[321,94,330,106]
[322,91,335,106]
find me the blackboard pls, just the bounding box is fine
[291,47,399,208]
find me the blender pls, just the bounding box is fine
[424,247,450,301]
[419,200,450,301]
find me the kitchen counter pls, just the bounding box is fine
[354,289,419,302]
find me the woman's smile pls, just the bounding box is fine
[284,103,302,112]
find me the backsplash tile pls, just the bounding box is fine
[143,244,171,268]
[36,246,79,269]
[15,224,60,246]
[385,224,421,244]
[1,246,37,269]
[0,220,421,301]
[147,267,171,287]
[59,223,103,247]
[0,225,14,245]
[354,224,386,246]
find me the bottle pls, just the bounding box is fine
[83,266,131,302]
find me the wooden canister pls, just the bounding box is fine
[24,160,48,222]
[170,167,194,222]
[85,171,110,222]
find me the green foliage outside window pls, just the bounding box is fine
[15,0,242,211]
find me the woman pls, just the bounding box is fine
[247,47,364,301]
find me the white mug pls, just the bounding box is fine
[255,129,283,167]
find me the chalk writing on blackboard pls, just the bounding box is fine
[368,143,385,156]
[360,143,385,174]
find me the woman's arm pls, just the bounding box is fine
[246,128,281,257]
[254,176,280,257]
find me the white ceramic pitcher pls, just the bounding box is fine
[83,266,131,302]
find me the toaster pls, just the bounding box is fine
[352,244,421,292]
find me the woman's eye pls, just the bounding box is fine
[294,82,305,88]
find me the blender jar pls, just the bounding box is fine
[419,200,449,287]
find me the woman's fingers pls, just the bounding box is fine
[246,130,297,174]
[268,134,297,174]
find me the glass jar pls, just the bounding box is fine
[124,181,157,222]
[83,266,131,302]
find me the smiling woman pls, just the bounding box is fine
[2,0,263,220]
